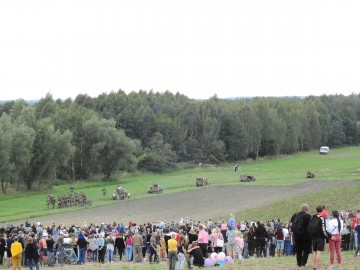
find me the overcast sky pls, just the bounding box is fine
[1,0,360,101]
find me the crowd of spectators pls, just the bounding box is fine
[0,209,359,269]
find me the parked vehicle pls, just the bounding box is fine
[319,146,329,155]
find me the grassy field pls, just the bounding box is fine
[232,182,360,222]
[0,146,360,223]
[1,251,359,270]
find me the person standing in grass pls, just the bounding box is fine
[0,234,5,265]
[353,218,360,257]
[25,237,39,270]
[309,205,328,270]
[10,236,23,270]
[132,229,143,263]
[197,224,209,258]
[167,233,177,270]
[290,203,312,268]
[326,210,343,267]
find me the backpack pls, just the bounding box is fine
[308,216,320,235]
[291,212,305,234]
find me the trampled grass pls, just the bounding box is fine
[1,146,360,223]
[1,251,358,270]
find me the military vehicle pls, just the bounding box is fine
[148,184,163,194]
[112,186,131,200]
[240,175,256,182]
[196,177,210,187]
[306,171,315,178]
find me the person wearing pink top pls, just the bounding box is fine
[197,224,209,258]
[220,219,228,241]
[211,227,224,253]
[235,231,244,261]
[125,234,133,261]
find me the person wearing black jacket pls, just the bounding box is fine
[0,234,5,265]
[309,205,328,270]
[254,221,267,258]
[114,234,125,261]
[25,237,40,270]
[290,203,312,268]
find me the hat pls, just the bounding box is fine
[43,233,48,237]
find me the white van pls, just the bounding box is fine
[319,146,329,155]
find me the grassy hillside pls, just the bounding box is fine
[1,146,359,223]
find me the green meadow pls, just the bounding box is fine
[1,146,359,223]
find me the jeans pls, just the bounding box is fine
[92,250,98,261]
[106,248,113,262]
[329,234,342,265]
[149,247,157,262]
[243,241,249,258]
[168,251,177,270]
[177,252,186,270]
[28,259,40,270]
[126,245,133,261]
[355,232,358,251]
[284,239,292,256]
[79,248,86,264]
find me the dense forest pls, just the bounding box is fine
[0,91,359,193]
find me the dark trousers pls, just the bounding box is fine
[117,247,124,260]
[294,235,311,267]
[248,240,255,256]
[199,243,207,258]
[98,248,105,263]
[149,247,157,262]
[256,238,266,258]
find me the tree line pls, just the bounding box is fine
[0,91,359,193]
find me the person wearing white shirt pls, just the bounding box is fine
[326,210,343,268]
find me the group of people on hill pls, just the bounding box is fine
[0,206,359,270]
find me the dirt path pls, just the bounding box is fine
[7,181,353,227]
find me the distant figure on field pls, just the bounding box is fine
[234,164,239,171]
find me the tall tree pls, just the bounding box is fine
[0,114,14,193]
[82,117,136,179]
